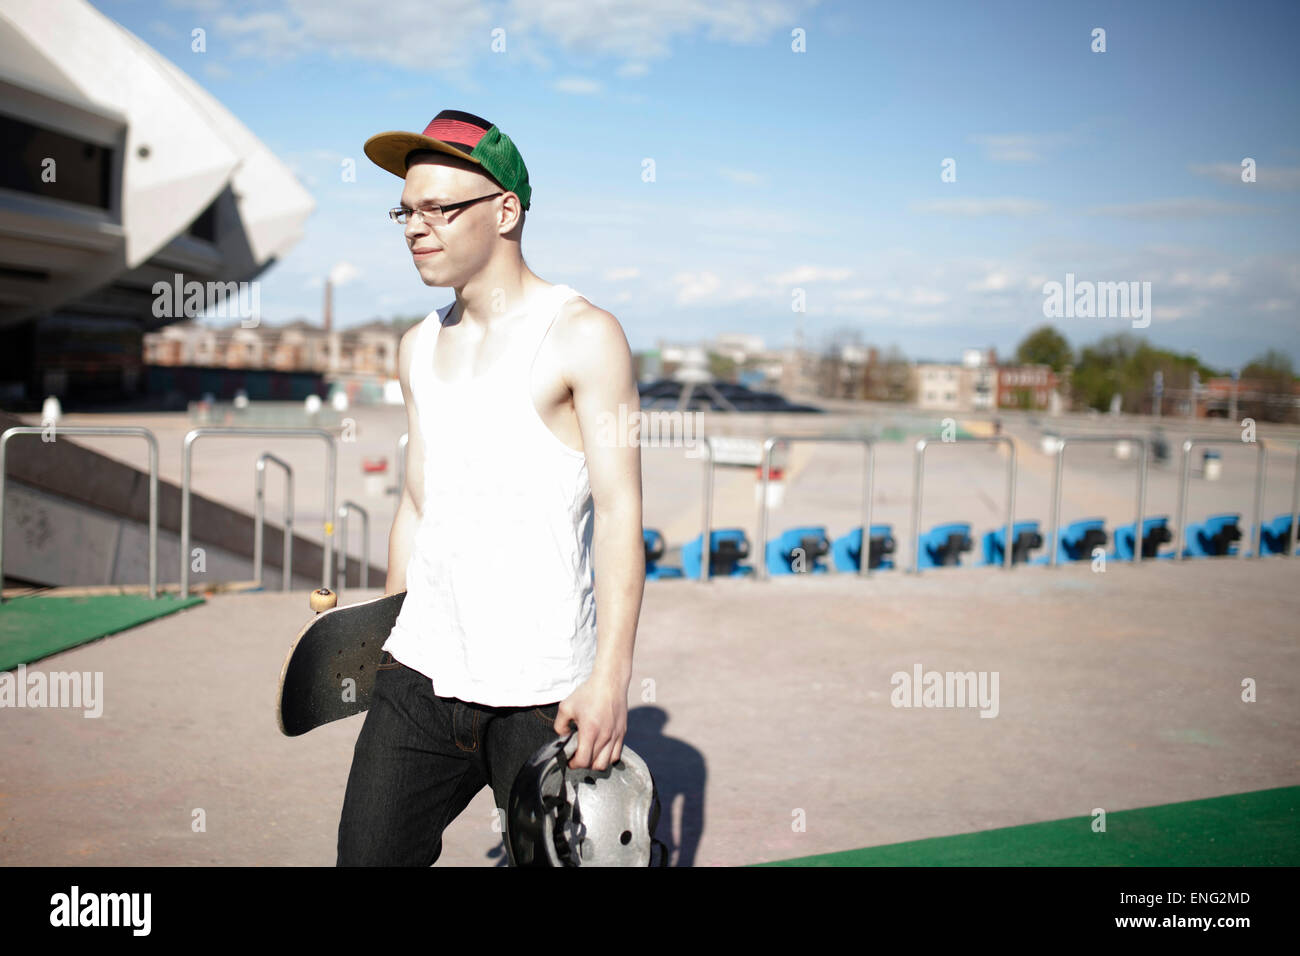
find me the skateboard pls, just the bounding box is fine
[276,588,406,736]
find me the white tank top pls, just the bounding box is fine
[382,284,597,706]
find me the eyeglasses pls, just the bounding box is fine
[388,192,503,226]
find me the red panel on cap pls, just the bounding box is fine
[422,118,487,148]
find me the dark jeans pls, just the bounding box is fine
[337,651,564,866]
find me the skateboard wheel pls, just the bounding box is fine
[310,588,338,613]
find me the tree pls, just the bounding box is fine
[1014,325,1073,372]
[1070,333,1215,413]
[708,352,737,381]
[1238,349,1298,423]
[1241,348,1295,382]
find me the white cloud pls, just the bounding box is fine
[605,267,640,281]
[826,303,893,320]
[718,167,765,187]
[329,261,361,285]
[1152,304,1198,321]
[164,0,226,11]
[554,76,602,95]
[911,198,1048,217]
[967,131,1072,163]
[212,0,490,69]
[673,271,721,304]
[1189,162,1300,190]
[1088,198,1266,219]
[771,266,853,284]
[884,287,949,306]
[1167,269,1235,291]
[969,271,1014,292]
[194,0,811,73]
[671,271,765,306]
[510,0,813,61]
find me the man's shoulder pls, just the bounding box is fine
[397,305,450,381]
[399,304,450,350]
[549,291,630,386]
[553,290,622,340]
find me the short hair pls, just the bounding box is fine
[405,149,525,227]
[405,149,500,189]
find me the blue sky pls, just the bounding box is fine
[94,0,1299,369]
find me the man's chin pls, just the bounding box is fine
[416,268,455,288]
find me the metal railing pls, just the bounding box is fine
[1048,436,1148,567]
[697,437,720,583]
[1175,437,1266,561]
[336,500,370,591]
[755,436,877,580]
[253,453,293,591]
[1285,439,1300,559]
[0,425,160,602]
[910,437,1017,573]
[181,428,336,598]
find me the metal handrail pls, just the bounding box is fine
[910,436,1017,573]
[253,453,293,591]
[1175,437,1266,561]
[337,500,370,592]
[1287,439,1300,559]
[698,437,717,583]
[0,425,159,601]
[755,436,877,580]
[181,428,336,597]
[1048,436,1148,567]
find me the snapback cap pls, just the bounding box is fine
[364,109,531,210]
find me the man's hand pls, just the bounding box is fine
[553,670,629,771]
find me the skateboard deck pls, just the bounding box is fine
[276,590,406,736]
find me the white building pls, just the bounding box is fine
[915,364,964,410]
[0,0,313,402]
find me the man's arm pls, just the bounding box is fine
[386,323,427,594]
[551,299,645,771]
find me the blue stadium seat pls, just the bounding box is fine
[917,522,974,568]
[681,528,755,579]
[1031,518,1108,565]
[1181,513,1242,558]
[764,526,832,575]
[980,520,1044,566]
[1111,516,1175,560]
[643,528,684,579]
[831,525,897,572]
[1259,514,1300,556]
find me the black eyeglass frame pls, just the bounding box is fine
[388,191,504,225]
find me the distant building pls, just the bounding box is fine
[914,364,964,410]
[913,353,1056,412]
[997,365,1057,410]
[144,320,402,377]
[961,347,998,410]
[1202,376,1300,422]
[712,333,765,363]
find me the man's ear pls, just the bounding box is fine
[499,192,525,234]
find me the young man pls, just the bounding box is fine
[337,110,646,866]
